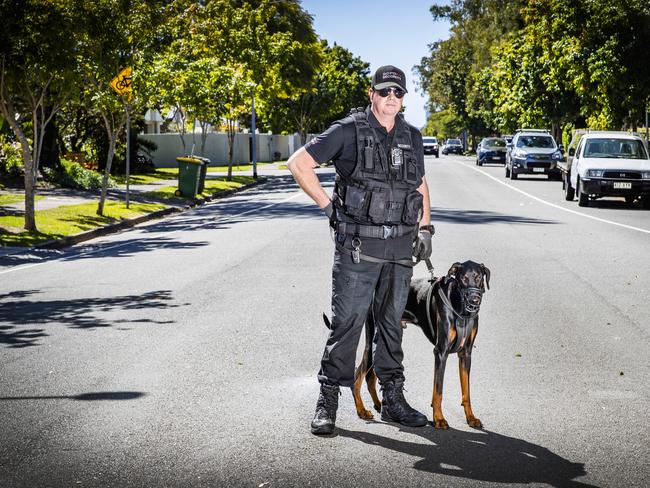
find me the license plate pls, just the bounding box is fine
[491,156,501,160]
[613,182,632,189]
[533,167,545,172]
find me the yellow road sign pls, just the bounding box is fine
[110,67,133,99]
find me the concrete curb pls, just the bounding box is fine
[36,177,267,250]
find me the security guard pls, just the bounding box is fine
[287,65,433,435]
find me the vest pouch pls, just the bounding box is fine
[405,156,419,184]
[367,189,387,223]
[385,201,404,224]
[344,186,369,219]
[402,190,423,225]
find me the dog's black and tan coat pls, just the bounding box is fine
[352,260,490,429]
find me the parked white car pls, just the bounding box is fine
[559,131,650,208]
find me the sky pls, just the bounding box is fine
[300,0,451,129]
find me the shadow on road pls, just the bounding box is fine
[431,207,559,226]
[336,426,597,488]
[0,236,210,268]
[0,289,181,348]
[0,391,146,401]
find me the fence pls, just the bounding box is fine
[139,132,304,168]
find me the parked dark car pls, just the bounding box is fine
[442,138,463,155]
[422,136,439,157]
[476,137,507,166]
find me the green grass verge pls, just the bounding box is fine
[113,169,178,185]
[113,163,276,186]
[142,175,257,201]
[0,201,166,247]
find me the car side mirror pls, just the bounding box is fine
[506,143,512,149]
[558,144,564,153]
[568,148,575,157]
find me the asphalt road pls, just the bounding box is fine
[1,155,648,487]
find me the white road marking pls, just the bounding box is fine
[457,161,650,235]
[0,191,306,275]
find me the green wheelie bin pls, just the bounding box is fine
[175,157,202,198]
[192,156,211,194]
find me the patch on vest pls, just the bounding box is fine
[397,143,411,149]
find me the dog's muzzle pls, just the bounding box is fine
[462,286,483,314]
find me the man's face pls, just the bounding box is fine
[369,86,404,118]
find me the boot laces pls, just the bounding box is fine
[317,385,340,412]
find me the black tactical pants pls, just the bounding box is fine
[318,233,414,387]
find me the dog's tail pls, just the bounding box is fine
[322,313,331,329]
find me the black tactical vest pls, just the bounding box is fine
[333,107,423,227]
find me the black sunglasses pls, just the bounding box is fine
[375,87,405,99]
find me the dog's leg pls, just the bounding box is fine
[353,349,374,419]
[352,314,376,420]
[366,369,381,412]
[432,348,449,429]
[458,351,482,428]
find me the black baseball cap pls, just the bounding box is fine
[372,65,408,93]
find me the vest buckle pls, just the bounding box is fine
[382,225,395,239]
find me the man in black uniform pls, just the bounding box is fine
[287,65,433,435]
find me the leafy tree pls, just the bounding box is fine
[202,0,321,179]
[0,0,78,231]
[419,0,650,141]
[72,0,166,215]
[262,40,370,143]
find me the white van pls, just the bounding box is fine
[559,131,650,208]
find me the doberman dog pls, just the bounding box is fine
[352,260,490,429]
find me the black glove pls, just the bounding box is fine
[322,202,333,220]
[413,228,432,261]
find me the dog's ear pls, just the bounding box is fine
[481,264,491,290]
[447,262,461,277]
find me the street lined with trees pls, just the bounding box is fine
[417,0,650,148]
[0,0,370,231]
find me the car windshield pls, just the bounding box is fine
[483,138,505,147]
[516,135,555,149]
[448,139,461,145]
[584,138,648,159]
[423,137,437,143]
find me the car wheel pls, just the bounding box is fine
[505,165,510,178]
[510,168,518,180]
[435,152,439,158]
[577,178,589,207]
[564,173,575,201]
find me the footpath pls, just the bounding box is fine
[0,165,291,257]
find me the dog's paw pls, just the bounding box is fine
[433,418,449,429]
[467,416,483,429]
[357,409,374,420]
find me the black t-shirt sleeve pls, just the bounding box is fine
[304,122,346,164]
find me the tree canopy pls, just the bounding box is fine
[417,0,650,146]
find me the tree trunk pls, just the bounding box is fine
[39,108,62,172]
[21,140,37,231]
[226,119,235,181]
[97,132,117,216]
[0,98,38,231]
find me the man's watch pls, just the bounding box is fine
[419,224,435,235]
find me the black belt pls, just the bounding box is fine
[335,222,416,239]
[335,242,415,267]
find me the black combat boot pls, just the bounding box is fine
[311,384,340,435]
[380,378,428,427]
